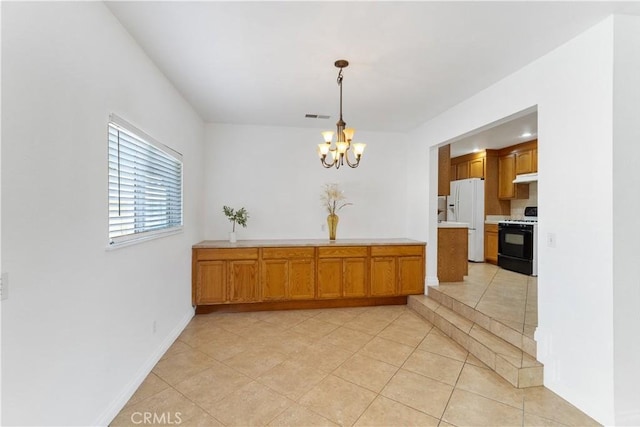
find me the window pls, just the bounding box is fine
[108,114,183,246]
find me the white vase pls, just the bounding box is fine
[229,231,237,243]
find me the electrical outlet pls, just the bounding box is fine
[0,273,8,301]
[547,233,556,248]
[321,224,326,232]
[152,320,157,334]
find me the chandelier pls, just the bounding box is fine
[317,60,366,169]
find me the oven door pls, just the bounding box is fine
[498,224,534,260]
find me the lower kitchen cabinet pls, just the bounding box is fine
[317,246,367,298]
[261,247,315,300]
[192,240,426,311]
[228,260,259,302]
[371,245,426,296]
[484,223,499,264]
[193,248,260,305]
[398,256,425,294]
[195,261,227,304]
[437,228,468,282]
[370,257,396,296]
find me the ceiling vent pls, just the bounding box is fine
[305,114,331,119]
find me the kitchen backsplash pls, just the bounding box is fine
[511,181,538,218]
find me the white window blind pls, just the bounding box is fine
[108,115,183,246]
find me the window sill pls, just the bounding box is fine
[106,227,184,251]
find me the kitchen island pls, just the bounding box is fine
[437,223,469,282]
[192,239,426,313]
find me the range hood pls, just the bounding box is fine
[513,172,538,183]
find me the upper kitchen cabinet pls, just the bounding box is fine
[469,158,485,178]
[516,149,538,174]
[438,144,451,196]
[498,140,537,200]
[450,152,486,181]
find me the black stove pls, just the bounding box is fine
[498,206,538,276]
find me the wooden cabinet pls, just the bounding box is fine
[515,150,535,175]
[498,154,515,199]
[398,256,425,295]
[498,140,537,200]
[438,144,451,196]
[317,246,367,298]
[451,152,486,181]
[370,245,425,296]
[484,223,499,264]
[469,158,484,178]
[456,162,469,180]
[192,240,426,312]
[437,227,468,282]
[498,154,529,200]
[261,247,315,300]
[195,261,227,304]
[193,248,259,305]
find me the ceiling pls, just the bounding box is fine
[107,1,640,151]
[448,109,538,157]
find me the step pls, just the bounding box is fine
[408,294,543,388]
[427,286,537,359]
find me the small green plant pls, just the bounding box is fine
[223,206,249,232]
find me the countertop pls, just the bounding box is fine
[193,238,426,249]
[438,222,469,229]
[485,215,509,225]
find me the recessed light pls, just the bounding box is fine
[521,132,532,138]
[472,148,480,153]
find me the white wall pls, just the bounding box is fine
[407,17,620,425]
[204,123,409,241]
[1,3,204,426]
[612,15,640,426]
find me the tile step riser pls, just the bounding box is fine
[426,287,537,358]
[407,296,543,389]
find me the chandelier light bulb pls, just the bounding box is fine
[322,131,334,143]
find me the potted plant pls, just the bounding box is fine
[321,183,352,240]
[223,206,249,243]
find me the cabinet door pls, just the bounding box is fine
[261,259,288,300]
[317,259,342,299]
[228,260,259,302]
[196,261,227,304]
[343,258,367,297]
[516,150,534,174]
[398,256,424,295]
[370,257,396,296]
[498,154,516,199]
[456,161,469,180]
[438,144,451,196]
[484,231,498,264]
[469,158,484,179]
[532,148,538,172]
[289,259,315,300]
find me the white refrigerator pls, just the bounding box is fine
[447,178,485,262]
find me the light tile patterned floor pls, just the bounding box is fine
[433,263,538,337]
[111,305,599,426]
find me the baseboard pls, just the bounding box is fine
[426,275,440,287]
[93,307,195,426]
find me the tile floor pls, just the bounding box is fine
[111,304,599,426]
[433,263,538,338]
